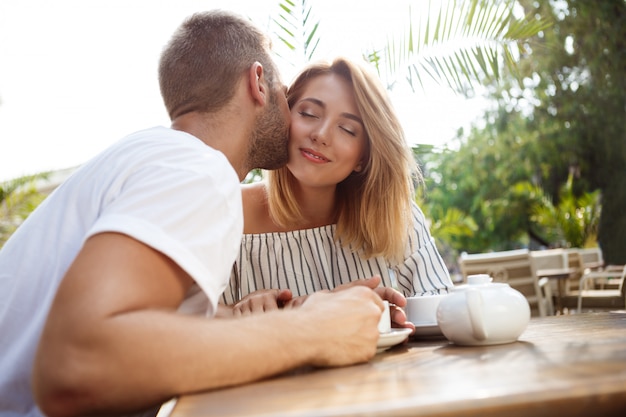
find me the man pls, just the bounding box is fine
[0,11,388,417]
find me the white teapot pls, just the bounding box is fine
[436,274,530,346]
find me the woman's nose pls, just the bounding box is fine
[311,124,329,146]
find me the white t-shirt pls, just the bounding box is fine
[0,126,243,416]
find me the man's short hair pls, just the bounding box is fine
[159,10,277,120]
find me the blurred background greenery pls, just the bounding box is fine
[2,0,624,271]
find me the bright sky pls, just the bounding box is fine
[0,0,488,181]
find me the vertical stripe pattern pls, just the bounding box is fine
[221,201,453,304]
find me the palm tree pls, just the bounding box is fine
[271,0,320,70]
[365,0,552,93]
[272,0,551,95]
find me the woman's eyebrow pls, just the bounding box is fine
[342,112,364,126]
[300,97,324,107]
[299,97,364,126]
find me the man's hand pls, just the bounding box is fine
[332,276,414,331]
[298,286,384,367]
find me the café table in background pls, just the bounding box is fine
[160,312,626,417]
[535,266,578,314]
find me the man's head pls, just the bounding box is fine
[159,10,290,172]
[159,10,278,119]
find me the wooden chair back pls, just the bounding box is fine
[565,248,604,292]
[529,248,568,270]
[576,247,604,268]
[528,248,574,294]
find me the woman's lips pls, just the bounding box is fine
[300,148,330,163]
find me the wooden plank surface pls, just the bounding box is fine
[167,312,626,417]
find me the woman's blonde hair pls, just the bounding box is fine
[267,57,420,264]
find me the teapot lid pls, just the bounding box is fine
[452,274,509,291]
[468,274,492,285]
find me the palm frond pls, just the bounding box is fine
[366,0,552,93]
[272,0,321,66]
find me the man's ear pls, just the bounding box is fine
[248,62,267,106]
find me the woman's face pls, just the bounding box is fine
[286,73,367,190]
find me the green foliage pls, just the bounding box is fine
[417,0,624,263]
[0,172,50,248]
[271,0,320,69]
[530,174,601,248]
[365,0,552,93]
[414,147,477,249]
[419,94,601,254]
[511,0,626,262]
[423,200,478,247]
[243,169,264,184]
[417,115,545,253]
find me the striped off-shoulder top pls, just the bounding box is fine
[221,201,453,304]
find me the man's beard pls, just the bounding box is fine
[246,91,290,171]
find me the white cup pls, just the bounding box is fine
[378,300,391,333]
[405,295,447,326]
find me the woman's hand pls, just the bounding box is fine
[282,294,311,309]
[232,289,293,316]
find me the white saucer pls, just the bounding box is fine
[411,323,444,338]
[377,328,412,353]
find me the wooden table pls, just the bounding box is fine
[161,312,626,417]
[536,267,578,313]
[582,261,604,271]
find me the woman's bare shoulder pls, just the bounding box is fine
[241,182,267,202]
[240,182,272,233]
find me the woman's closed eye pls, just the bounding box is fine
[298,110,318,119]
[339,125,356,136]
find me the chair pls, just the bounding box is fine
[572,265,626,313]
[565,248,604,292]
[459,249,548,317]
[538,277,555,316]
[529,249,572,314]
[574,247,604,270]
[530,248,569,271]
[600,264,626,288]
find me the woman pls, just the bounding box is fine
[222,57,453,315]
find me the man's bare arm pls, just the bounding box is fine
[32,232,383,417]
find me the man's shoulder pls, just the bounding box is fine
[117,126,231,170]
[122,126,195,148]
